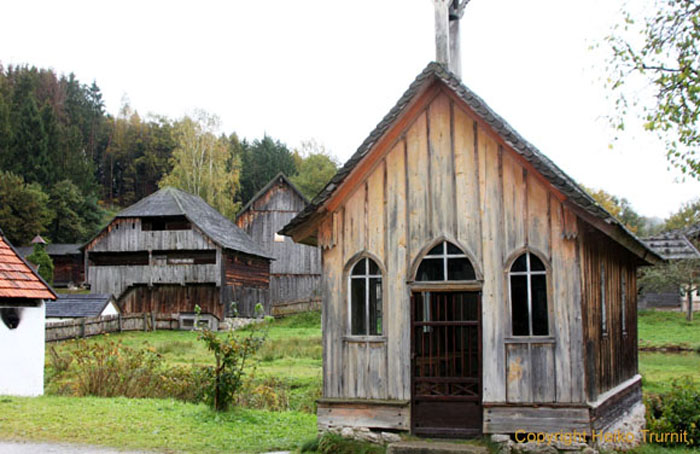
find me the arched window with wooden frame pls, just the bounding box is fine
[415,241,476,282]
[509,252,549,336]
[348,257,383,336]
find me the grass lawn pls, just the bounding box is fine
[0,311,324,453]
[0,395,316,454]
[639,351,700,394]
[638,310,700,350]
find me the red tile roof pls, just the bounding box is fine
[0,236,56,300]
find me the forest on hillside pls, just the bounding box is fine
[0,64,338,246]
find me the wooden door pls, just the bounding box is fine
[411,291,482,437]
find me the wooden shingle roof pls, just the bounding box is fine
[281,62,662,263]
[0,232,57,300]
[47,294,116,318]
[87,187,271,259]
[642,233,700,260]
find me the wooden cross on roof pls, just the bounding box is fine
[433,0,472,79]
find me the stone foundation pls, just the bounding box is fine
[325,425,402,444]
[490,402,646,454]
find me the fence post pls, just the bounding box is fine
[143,313,148,331]
[80,318,86,338]
[151,311,156,332]
[118,314,123,332]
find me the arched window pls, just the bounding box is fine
[349,257,383,336]
[415,241,475,281]
[509,252,548,336]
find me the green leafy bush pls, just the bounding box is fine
[26,243,53,284]
[198,327,266,412]
[645,377,700,446]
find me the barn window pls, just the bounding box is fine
[601,264,607,335]
[621,272,627,336]
[416,241,475,281]
[349,257,383,336]
[509,252,548,336]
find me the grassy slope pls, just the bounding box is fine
[0,396,316,454]
[640,352,700,394]
[638,310,700,350]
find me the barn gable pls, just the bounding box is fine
[236,173,322,311]
[282,62,660,265]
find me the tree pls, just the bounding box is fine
[26,242,54,285]
[47,179,97,243]
[290,139,339,200]
[640,258,700,321]
[664,198,700,231]
[583,186,647,235]
[160,111,240,218]
[11,94,50,185]
[606,0,700,177]
[0,171,53,245]
[239,135,297,204]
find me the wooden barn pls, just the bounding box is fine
[17,243,84,287]
[282,59,663,439]
[236,173,321,314]
[82,187,272,319]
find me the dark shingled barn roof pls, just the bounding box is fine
[642,233,700,260]
[94,187,270,259]
[47,294,116,318]
[280,62,661,262]
[16,243,82,258]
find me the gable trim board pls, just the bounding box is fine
[281,62,661,265]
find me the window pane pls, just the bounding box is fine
[447,257,476,280]
[369,277,382,335]
[446,242,462,254]
[512,254,527,272]
[510,275,529,335]
[368,259,379,275]
[416,258,444,281]
[428,243,444,256]
[351,259,366,276]
[351,278,366,335]
[531,274,549,335]
[530,254,546,271]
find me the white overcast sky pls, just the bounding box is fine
[2,0,699,219]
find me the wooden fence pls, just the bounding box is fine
[45,313,179,342]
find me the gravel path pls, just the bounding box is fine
[0,441,291,454]
[0,441,153,454]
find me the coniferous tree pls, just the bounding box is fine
[12,95,50,185]
[239,135,297,203]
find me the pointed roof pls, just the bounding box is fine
[0,231,57,300]
[642,233,700,260]
[236,172,309,219]
[47,294,117,318]
[281,62,661,263]
[93,187,270,259]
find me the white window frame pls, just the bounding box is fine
[348,257,383,336]
[509,252,548,336]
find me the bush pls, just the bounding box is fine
[645,377,700,446]
[198,325,266,412]
[317,433,386,454]
[66,340,204,401]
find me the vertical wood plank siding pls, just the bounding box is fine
[318,89,637,405]
[579,225,639,399]
[236,182,322,305]
[224,251,271,317]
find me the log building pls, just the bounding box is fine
[282,62,662,438]
[236,173,321,313]
[83,187,272,319]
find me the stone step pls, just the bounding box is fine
[387,440,489,454]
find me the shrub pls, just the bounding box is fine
[237,376,289,411]
[68,340,203,401]
[645,377,700,446]
[198,326,266,412]
[26,243,53,284]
